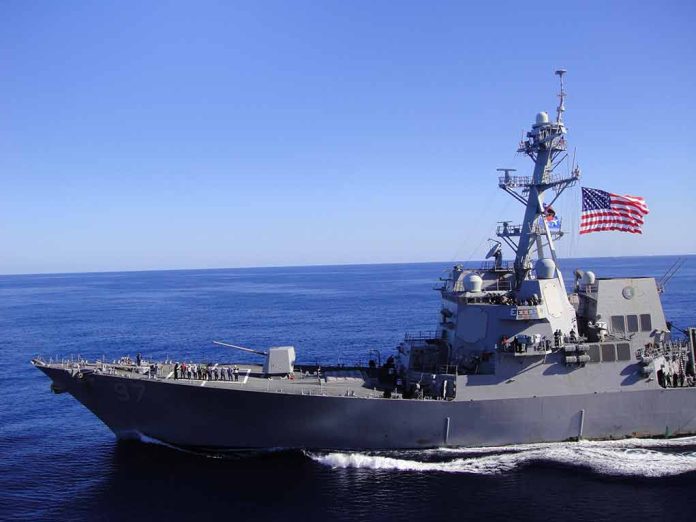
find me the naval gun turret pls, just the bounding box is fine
[213,341,296,376]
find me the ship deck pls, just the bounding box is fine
[35,359,393,399]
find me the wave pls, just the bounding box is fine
[309,437,696,477]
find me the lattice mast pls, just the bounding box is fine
[496,70,580,290]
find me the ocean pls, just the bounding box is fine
[1,256,695,521]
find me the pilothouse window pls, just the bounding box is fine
[611,315,626,334]
[626,315,639,333]
[617,343,631,361]
[640,314,652,332]
[588,344,601,362]
[601,344,616,362]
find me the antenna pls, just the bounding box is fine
[658,257,687,293]
[555,69,567,123]
[497,168,517,186]
[485,239,502,259]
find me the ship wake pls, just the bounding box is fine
[308,437,696,477]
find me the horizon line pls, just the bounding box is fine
[1,252,693,278]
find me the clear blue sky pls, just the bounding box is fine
[1,0,694,274]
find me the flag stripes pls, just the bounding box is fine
[580,187,649,235]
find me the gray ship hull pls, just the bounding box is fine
[38,365,696,450]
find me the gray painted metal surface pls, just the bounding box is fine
[33,363,696,450]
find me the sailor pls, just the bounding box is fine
[665,366,672,387]
[554,329,562,347]
[174,362,179,380]
[136,353,142,367]
[534,333,542,348]
[233,366,239,381]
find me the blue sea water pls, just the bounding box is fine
[1,256,696,521]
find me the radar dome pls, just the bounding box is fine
[535,112,549,125]
[535,258,556,279]
[463,273,483,293]
[581,271,596,285]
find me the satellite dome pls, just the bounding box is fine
[463,273,483,293]
[535,112,549,125]
[535,258,556,279]
[581,271,596,285]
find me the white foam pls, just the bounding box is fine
[431,435,696,455]
[310,438,696,477]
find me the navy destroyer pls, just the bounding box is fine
[33,71,696,450]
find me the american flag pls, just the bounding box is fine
[580,187,649,235]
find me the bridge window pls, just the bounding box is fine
[588,344,601,362]
[626,315,639,333]
[601,344,616,362]
[640,314,652,332]
[611,315,626,334]
[616,343,631,361]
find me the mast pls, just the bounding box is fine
[497,69,580,290]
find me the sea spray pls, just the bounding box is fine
[309,437,696,477]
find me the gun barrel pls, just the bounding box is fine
[213,341,267,357]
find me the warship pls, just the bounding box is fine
[33,71,696,451]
